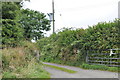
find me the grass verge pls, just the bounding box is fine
[43,61,119,73]
[43,64,77,73]
[2,59,51,78]
[2,41,51,78]
[80,63,119,72]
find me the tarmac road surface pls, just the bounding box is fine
[43,62,119,78]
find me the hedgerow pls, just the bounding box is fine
[37,19,120,66]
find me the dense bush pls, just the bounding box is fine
[83,19,119,50]
[37,19,120,66]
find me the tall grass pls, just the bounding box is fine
[2,41,50,78]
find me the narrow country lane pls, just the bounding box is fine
[43,62,118,78]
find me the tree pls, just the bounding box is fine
[2,2,24,47]
[20,9,51,41]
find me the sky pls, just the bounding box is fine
[22,0,120,36]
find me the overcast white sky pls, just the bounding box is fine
[22,0,119,36]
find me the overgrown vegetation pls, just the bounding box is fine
[1,1,51,78]
[37,19,120,71]
[2,41,50,78]
[1,0,119,78]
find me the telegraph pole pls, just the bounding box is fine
[118,1,120,19]
[52,0,55,33]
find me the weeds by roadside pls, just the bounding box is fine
[2,41,50,78]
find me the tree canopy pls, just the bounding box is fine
[2,2,23,47]
[2,2,51,47]
[20,9,51,41]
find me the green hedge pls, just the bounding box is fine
[37,19,120,67]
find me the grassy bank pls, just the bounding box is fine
[2,41,50,78]
[3,59,50,78]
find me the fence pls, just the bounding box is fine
[86,49,120,67]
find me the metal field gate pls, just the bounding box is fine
[86,49,120,67]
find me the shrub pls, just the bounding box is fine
[37,19,120,69]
